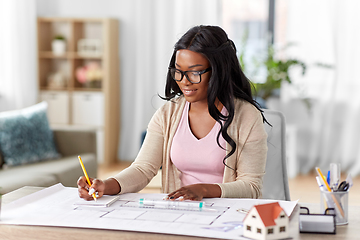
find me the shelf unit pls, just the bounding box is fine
[37,17,120,166]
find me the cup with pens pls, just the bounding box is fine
[316,165,352,225]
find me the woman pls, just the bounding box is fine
[77,25,268,201]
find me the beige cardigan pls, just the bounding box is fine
[113,96,268,198]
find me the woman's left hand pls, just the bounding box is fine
[166,184,221,201]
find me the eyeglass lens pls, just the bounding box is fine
[170,69,201,84]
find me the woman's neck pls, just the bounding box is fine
[189,98,223,114]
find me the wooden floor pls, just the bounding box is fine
[98,162,360,205]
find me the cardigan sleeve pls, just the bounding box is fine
[111,107,165,194]
[216,105,268,199]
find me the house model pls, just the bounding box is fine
[243,202,289,240]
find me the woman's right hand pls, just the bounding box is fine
[77,176,105,201]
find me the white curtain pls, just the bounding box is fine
[277,0,360,176]
[119,0,220,161]
[0,0,38,112]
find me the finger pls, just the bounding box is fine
[78,185,93,201]
[89,179,105,198]
[89,177,96,185]
[167,189,177,198]
[77,176,90,188]
[77,177,99,201]
[96,191,104,198]
[89,190,99,200]
[87,189,102,199]
[166,191,180,200]
[91,179,104,192]
[167,187,187,197]
[173,189,202,201]
[169,190,187,200]
[90,178,101,189]
[181,193,194,201]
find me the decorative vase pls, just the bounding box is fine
[47,72,66,89]
[51,40,66,55]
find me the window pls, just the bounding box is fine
[280,214,286,218]
[221,0,288,84]
[221,0,269,83]
[247,225,251,231]
[280,226,286,232]
[268,228,274,234]
[257,228,262,234]
[252,215,256,219]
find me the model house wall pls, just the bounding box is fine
[243,202,289,240]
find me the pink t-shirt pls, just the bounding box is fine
[170,101,227,187]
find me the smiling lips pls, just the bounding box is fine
[182,89,197,96]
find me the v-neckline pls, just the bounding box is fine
[186,102,221,141]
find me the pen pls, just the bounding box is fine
[315,167,344,218]
[78,155,97,201]
[315,168,333,193]
[316,176,333,209]
[327,170,330,186]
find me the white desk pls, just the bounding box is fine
[1,186,359,240]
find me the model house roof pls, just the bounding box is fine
[252,202,286,227]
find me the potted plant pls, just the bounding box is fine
[52,35,66,55]
[252,44,307,101]
[239,40,310,109]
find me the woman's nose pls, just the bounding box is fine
[180,74,192,85]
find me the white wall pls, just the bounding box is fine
[36,0,220,161]
[0,0,38,111]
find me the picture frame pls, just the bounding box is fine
[77,39,102,56]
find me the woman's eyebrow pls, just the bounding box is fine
[175,63,203,69]
[188,64,203,68]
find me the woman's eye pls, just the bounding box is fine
[174,71,182,78]
[190,71,201,76]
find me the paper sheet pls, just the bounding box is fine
[74,194,121,207]
[1,183,298,240]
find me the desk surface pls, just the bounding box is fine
[4,186,204,240]
[1,187,359,240]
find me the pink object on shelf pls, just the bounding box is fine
[76,66,87,83]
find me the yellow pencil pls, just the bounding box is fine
[316,167,344,218]
[78,155,97,201]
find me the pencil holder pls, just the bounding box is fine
[320,189,348,225]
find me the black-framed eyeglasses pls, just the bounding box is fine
[168,67,212,84]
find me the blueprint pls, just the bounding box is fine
[1,184,297,240]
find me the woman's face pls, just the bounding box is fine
[174,49,211,105]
